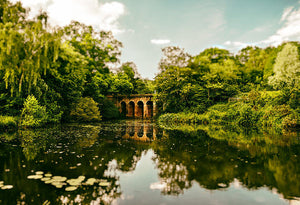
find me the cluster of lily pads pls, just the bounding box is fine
[27,171,111,191]
[0,181,13,190]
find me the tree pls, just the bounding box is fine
[20,95,48,127]
[118,62,152,94]
[0,5,60,96]
[109,73,134,95]
[159,46,190,72]
[70,97,101,122]
[269,43,300,90]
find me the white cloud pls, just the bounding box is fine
[150,39,171,45]
[261,6,300,46]
[224,41,248,47]
[224,4,300,51]
[280,6,294,22]
[10,0,126,34]
[223,41,250,52]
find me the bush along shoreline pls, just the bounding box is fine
[0,95,103,132]
[158,90,300,131]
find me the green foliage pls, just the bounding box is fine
[109,73,134,95]
[269,43,300,90]
[0,115,18,131]
[155,46,241,114]
[0,11,60,96]
[260,104,298,129]
[99,99,120,120]
[0,0,299,130]
[70,97,101,122]
[0,2,125,121]
[236,103,260,127]
[46,102,63,124]
[20,95,48,127]
[158,89,300,130]
[158,112,209,125]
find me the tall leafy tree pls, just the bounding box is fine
[269,43,300,90]
[63,21,123,99]
[155,47,208,113]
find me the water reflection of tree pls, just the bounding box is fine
[20,129,51,161]
[152,128,300,199]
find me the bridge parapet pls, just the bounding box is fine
[107,94,157,118]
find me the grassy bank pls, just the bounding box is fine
[158,91,300,131]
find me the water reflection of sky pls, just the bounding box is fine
[0,120,299,205]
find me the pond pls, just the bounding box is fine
[0,120,299,205]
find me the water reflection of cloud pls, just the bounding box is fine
[290,199,300,205]
[231,178,241,189]
[104,159,118,178]
[150,182,167,190]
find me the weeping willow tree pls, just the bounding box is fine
[0,2,60,96]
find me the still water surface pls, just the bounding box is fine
[0,120,299,204]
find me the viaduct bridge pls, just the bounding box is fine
[107,94,157,118]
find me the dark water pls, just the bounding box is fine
[0,120,299,205]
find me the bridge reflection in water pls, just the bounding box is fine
[121,121,162,142]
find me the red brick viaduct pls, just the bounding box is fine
[107,94,157,118]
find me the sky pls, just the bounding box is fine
[10,0,300,79]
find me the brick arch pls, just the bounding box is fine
[136,101,144,118]
[128,101,135,118]
[107,94,157,118]
[120,101,126,117]
[146,101,154,118]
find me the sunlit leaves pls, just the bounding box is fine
[269,43,300,90]
[0,5,60,96]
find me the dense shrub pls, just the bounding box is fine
[99,99,120,120]
[158,90,300,130]
[70,97,101,122]
[237,103,260,127]
[46,102,63,124]
[20,95,48,127]
[158,112,209,125]
[261,104,299,129]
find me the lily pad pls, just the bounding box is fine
[86,178,97,185]
[27,175,43,179]
[44,180,53,184]
[67,179,82,186]
[44,173,52,177]
[41,177,51,181]
[55,184,63,188]
[51,181,65,188]
[77,176,85,181]
[52,176,67,182]
[65,186,78,191]
[99,182,110,187]
[35,171,44,175]
[1,185,13,190]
